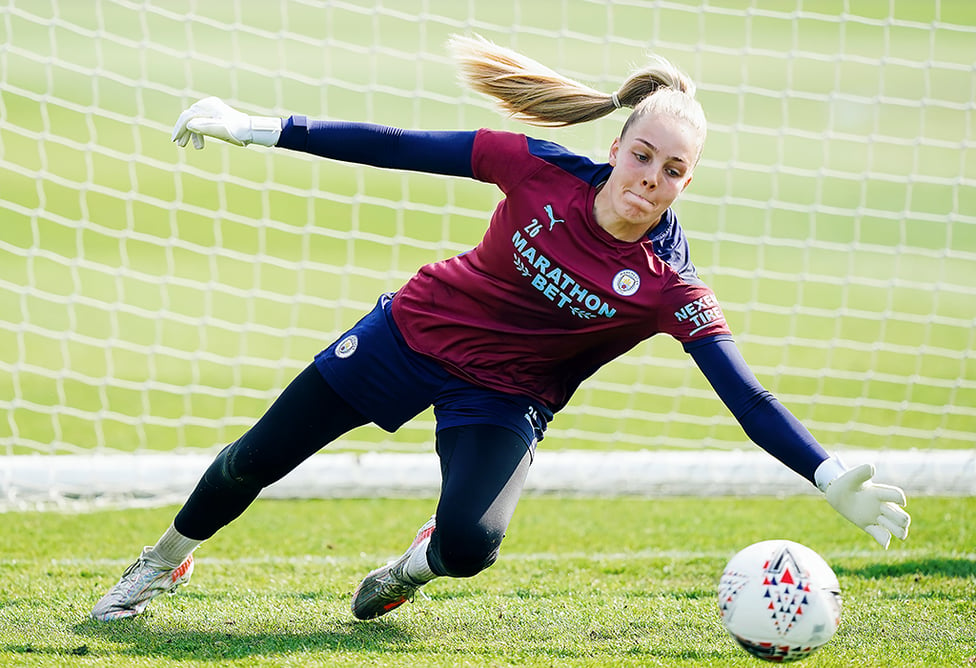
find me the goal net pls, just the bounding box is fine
[1,0,974,507]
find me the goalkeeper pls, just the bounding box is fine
[91,35,911,622]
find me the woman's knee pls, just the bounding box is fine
[428,518,505,578]
[204,439,269,491]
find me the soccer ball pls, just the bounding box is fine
[717,540,842,663]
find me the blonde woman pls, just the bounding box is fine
[91,35,910,622]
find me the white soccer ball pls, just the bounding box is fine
[718,539,842,663]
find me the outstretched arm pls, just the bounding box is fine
[687,336,827,480]
[171,97,476,177]
[276,116,476,177]
[687,336,911,548]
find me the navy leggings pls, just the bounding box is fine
[174,363,532,578]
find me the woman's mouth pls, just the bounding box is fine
[625,190,654,209]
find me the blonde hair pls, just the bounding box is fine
[448,34,707,161]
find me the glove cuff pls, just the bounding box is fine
[250,116,282,147]
[814,454,847,493]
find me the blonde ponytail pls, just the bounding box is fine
[448,33,700,129]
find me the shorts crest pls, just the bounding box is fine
[335,334,359,358]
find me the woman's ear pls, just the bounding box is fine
[608,137,620,167]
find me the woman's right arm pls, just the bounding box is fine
[277,116,476,177]
[171,96,477,178]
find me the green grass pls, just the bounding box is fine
[1,496,974,667]
[1,0,975,456]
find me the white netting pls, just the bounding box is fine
[0,1,973,505]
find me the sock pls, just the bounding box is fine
[145,523,202,568]
[402,537,437,585]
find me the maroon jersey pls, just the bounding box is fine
[391,129,731,411]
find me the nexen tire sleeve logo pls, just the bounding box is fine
[674,295,725,335]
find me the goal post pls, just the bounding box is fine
[1,1,974,507]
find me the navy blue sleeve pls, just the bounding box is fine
[685,336,829,484]
[275,115,476,178]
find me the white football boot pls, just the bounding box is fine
[90,547,194,621]
[351,516,436,620]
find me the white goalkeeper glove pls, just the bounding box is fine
[815,454,911,549]
[171,97,281,149]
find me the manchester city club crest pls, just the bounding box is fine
[612,269,640,296]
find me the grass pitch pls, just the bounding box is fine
[2,1,974,457]
[1,495,973,667]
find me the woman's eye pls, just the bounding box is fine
[634,153,648,162]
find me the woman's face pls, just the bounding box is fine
[594,111,699,242]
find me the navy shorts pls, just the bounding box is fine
[314,294,551,450]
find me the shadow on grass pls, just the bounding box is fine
[67,617,729,663]
[834,557,976,579]
[71,617,414,662]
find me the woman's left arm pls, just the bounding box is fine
[686,336,827,481]
[687,336,911,548]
